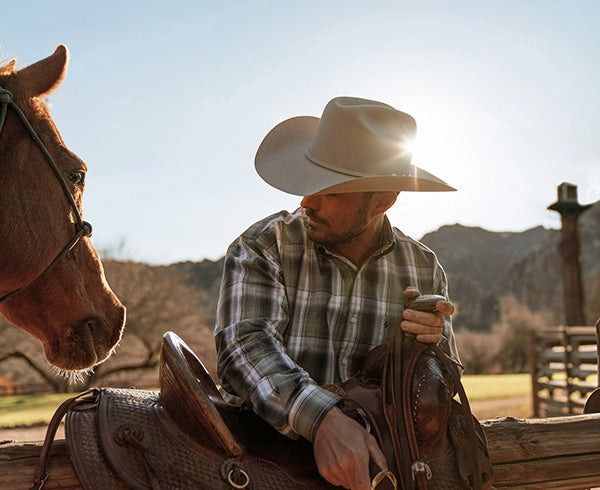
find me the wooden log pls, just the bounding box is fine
[483,413,600,463]
[0,440,79,489]
[1,414,600,489]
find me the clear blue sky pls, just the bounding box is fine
[2,1,599,263]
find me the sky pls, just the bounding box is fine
[2,1,599,264]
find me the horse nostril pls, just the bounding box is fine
[76,317,104,342]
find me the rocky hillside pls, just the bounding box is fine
[421,225,557,330]
[422,201,600,330]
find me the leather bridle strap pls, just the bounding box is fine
[0,84,92,304]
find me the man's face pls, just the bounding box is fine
[300,192,374,246]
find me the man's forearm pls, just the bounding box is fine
[216,322,340,441]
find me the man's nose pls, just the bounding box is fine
[301,195,321,210]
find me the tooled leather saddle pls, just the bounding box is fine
[33,295,492,489]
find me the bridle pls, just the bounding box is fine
[0,84,93,304]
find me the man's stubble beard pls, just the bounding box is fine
[303,206,370,247]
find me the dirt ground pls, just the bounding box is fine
[0,396,530,444]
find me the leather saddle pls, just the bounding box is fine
[33,296,492,489]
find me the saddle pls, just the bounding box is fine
[33,296,492,489]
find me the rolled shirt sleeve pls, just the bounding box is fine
[215,237,340,441]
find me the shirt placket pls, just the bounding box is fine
[336,261,364,380]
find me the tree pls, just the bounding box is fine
[455,329,500,374]
[492,296,547,373]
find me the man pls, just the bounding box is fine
[215,97,459,490]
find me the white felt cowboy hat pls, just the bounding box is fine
[255,96,456,196]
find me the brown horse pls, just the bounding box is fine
[0,46,125,371]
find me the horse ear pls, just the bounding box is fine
[0,59,17,76]
[16,45,70,97]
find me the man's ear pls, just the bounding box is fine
[14,45,69,97]
[372,191,398,215]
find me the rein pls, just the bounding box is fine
[0,84,92,304]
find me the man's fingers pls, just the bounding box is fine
[416,333,443,344]
[402,286,421,299]
[435,300,455,315]
[350,435,384,490]
[351,451,373,490]
[401,320,443,336]
[367,434,388,473]
[314,407,381,489]
[402,308,443,327]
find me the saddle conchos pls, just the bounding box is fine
[34,295,492,489]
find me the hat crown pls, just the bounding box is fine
[308,97,417,177]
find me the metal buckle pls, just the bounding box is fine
[371,469,397,489]
[31,472,49,489]
[411,460,432,480]
[227,468,249,489]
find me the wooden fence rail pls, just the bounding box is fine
[529,325,599,417]
[2,413,600,489]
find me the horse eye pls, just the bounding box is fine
[69,170,86,186]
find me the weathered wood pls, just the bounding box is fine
[2,414,600,489]
[0,440,79,489]
[530,325,598,417]
[529,329,541,417]
[493,453,600,488]
[497,474,600,490]
[484,413,600,463]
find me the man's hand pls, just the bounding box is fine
[401,287,455,344]
[313,406,388,490]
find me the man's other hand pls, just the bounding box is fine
[400,286,455,344]
[313,406,387,490]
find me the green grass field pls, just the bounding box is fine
[461,373,531,401]
[0,374,535,428]
[0,393,76,428]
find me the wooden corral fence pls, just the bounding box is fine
[2,413,600,489]
[529,325,599,417]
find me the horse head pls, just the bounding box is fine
[0,46,126,371]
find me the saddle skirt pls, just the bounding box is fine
[66,388,326,489]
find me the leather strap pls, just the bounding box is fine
[433,345,482,489]
[401,340,431,489]
[31,389,99,489]
[0,84,93,304]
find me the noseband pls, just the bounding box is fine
[0,84,93,304]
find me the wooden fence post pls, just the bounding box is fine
[529,329,540,417]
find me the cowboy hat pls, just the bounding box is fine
[255,96,455,196]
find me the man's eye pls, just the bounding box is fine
[69,170,86,186]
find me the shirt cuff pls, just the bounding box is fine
[288,383,341,442]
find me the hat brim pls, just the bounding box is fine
[255,116,456,196]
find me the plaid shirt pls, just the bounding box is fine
[215,208,459,442]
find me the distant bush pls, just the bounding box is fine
[456,296,547,374]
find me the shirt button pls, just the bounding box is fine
[341,359,348,365]
[350,316,357,323]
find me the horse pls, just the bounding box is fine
[0,45,125,372]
